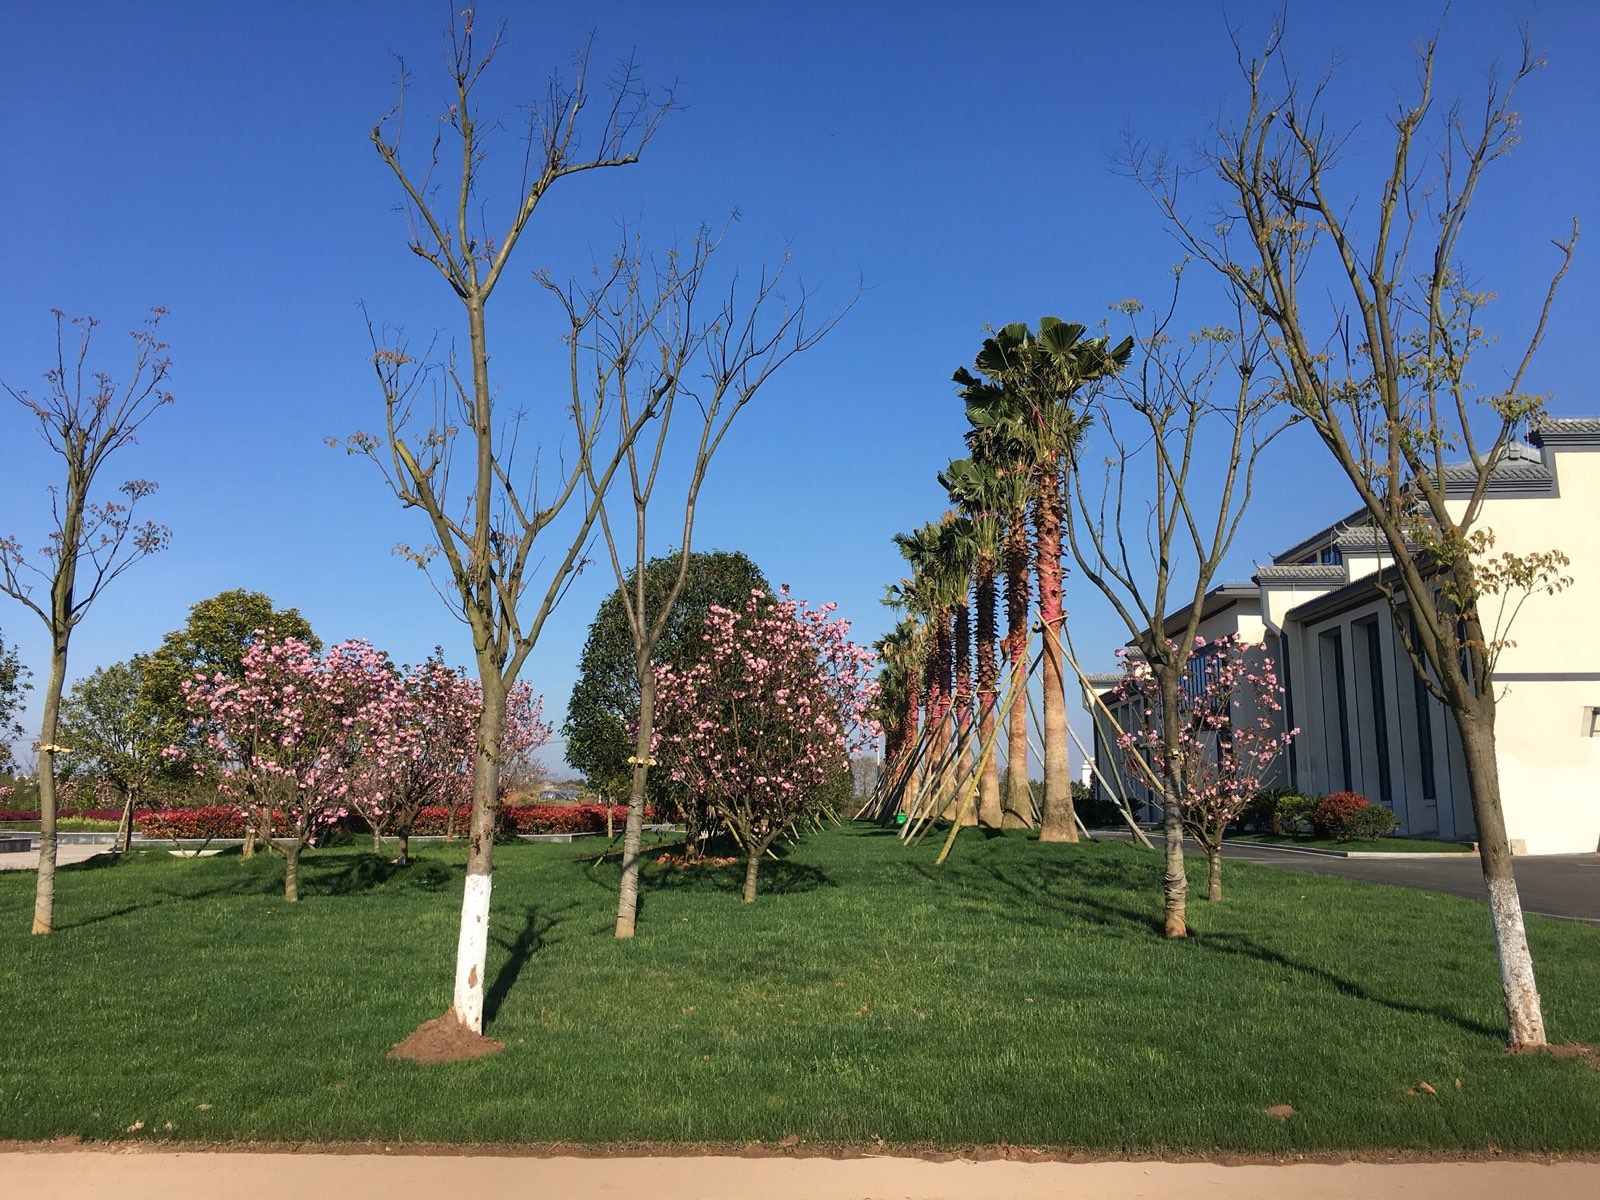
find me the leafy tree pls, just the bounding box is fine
[0,308,174,935]
[56,656,185,852]
[142,588,320,744]
[1129,16,1576,1044]
[0,629,29,774]
[564,551,769,808]
[652,589,878,902]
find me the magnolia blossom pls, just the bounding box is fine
[651,588,879,900]
[1113,634,1297,898]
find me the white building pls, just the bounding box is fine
[1086,418,1600,855]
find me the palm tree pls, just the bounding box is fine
[957,319,1132,842]
[890,518,968,821]
[959,374,1036,828]
[938,459,1013,828]
[871,619,925,819]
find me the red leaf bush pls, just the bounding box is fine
[1,809,124,824]
[1312,791,1376,841]
[135,806,249,839]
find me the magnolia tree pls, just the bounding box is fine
[180,637,412,901]
[349,651,550,861]
[653,589,879,902]
[1114,636,1296,901]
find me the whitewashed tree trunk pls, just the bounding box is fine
[451,872,493,1032]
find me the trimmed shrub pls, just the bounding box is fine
[1275,793,1317,835]
[1313,791,1373,840]
[1341,803,1401,841]
[136,806,249,839]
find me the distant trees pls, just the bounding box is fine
[56,657,183,853]
[0,630,28,774]
[564,551,769,822]
[0,308,174,934]
[653,589,878,902]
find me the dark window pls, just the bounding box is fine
[1323,630,1352,791]
[1362,621,1392,805]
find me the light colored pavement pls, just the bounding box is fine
[1095,829,1600,924]
[3,1150,1599,1200]
[0,843,117,872]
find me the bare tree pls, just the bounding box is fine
[1064,278,1289,937]
[1,309,174,934]
[337,11,671,1036]
[1128,18,1576,1043]
[551,228,848,938]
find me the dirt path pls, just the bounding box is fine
[5,1150,1599,1199]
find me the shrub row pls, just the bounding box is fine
[131,803,638,840]
[1239,788,1401,842]
[0,809,125,824]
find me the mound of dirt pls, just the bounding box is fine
[388,1014,505,1065]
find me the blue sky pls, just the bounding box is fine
[2,1,1595,775]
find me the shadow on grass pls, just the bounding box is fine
[641,853,835,898]
[302,854,460,897]
[926,842,1506,1041]
[484,902,567,1023]
[1197,930,1504,1040]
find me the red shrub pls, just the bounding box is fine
[135,806,248,839]
[1312,791,1372,840]
[1,809,124,823]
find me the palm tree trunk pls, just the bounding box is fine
[1002,513,1033,828]
[1034,468,1076,843]
[951,602,976,825]
[974,564,1003,828]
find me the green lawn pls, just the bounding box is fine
[1228,832,1477,853]
[0,825,1595,1152]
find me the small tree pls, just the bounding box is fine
[0,630,29,774]
[57,656,183,853]
[182,637,411,901]
[1,308,174,934]
[653,589,878,902]
[1113,636,1296,901]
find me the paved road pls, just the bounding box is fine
[3,1150,1599,1200]
[1097,830,1600,924]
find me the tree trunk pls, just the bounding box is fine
[282,840,301,903]
[1455,704,1545,1047]
[1034,471,1076,843]
[974,566,1003,828]
[1159,676,1188,938]
[1001,516,1033,828]
[615,652,655,939]
[397,826,411,864]
[1207,846,1222,902]
[741,839,769,903]
[449,674,504,1034]
[952,603,976,826]
[31,638,69,935]
[371,827,383,857]
[117,790,135,855]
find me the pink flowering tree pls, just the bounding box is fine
[653,589,879,902]
[1114,636,1296,901]
[180,636,412,901]
[348,651,552,862]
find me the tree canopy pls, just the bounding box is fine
[563,550,769,799]
[0,629,28,773]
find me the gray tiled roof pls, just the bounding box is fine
[1254,563,1348,583]
[1529,417,1600,446]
